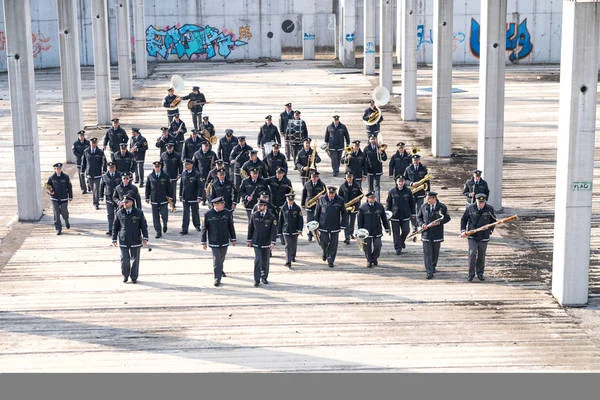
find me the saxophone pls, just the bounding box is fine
[344,193,364,213]
[305,187,326,209]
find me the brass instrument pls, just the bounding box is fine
[354,228,369,251]
[319,142,331,158]
[377,143,388,163]
[44,182,54,195]
[344,193,364,213]
[202,129,217,146]
[411,145,420,155]
[410,173,432,194]
[410,183,428,195]
[305,142,317,177]
[365,106,381,126]
[305,187,326,209]
[204,181,214,199]
[241,169,249,179]
[342,145,353,165]
[167,196,176,212]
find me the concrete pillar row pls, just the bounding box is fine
[379,0,394,91]
[133,0,148,79]
[116,0,134,99]
[340,0,356,67]
[401,0,417,121]
[91,0,112,124]
[363,0,376,75]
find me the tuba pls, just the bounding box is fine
[411,173,432,194]
[353,228,369,251]
[411,145,420,156]
[202,129,217,146]
[364,86,390,126]
[306,220,321,245]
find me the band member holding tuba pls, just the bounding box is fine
[218,128,238,166]
[324,115,350,177]
[160,143,183,210]
[103,118,128,162]
[364,134,387,202]
[301,171,326,242]
[338,172,363,245]
[81,137,107,210]
[181,85,206,130]
[201,196,237,287]
[247,199,277,287]
[112,195,149,284]
[101,162,122,236]
[389,142,411,180]
[163,87,180,125]
[286,110,309,161]
[279,102,294,161]
[238,168,271,222]
[417,191,451,280]
[179,159,203,235]
[363,100,384,138]
[47,162,73,235]
[314,186,348,268]
[72,130,90,194]
[462,169,490,207]
[404,153,429,233]
[129,127,148,187]
[278,192,304,268]
[342,140,367,189]
[229,136,253,189]
[258,115,281,159]
[357,191,390,268]
[460,193,497,281]
[168,113,187,154]
[145,161,173,239]
[296,138,321,186]
[386,176,416,254]
[181,129,203,162]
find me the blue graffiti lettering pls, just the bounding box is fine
[469,18,533,62]
[345,33,355,43]
[146,24,248,60]
[303,33,316,41]
[365,41,375,54]
[416,24,433,49]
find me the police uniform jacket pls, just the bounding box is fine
[112,150,135,174]
[462,178,490,204]
[279,109,294,136]
[169,120,187,146]
[247,210,277,247]
[113,183,142,209]
[362,107,384,134]
[251,201,277,216]
[417,202,451,242]
[181,91,206,112]
[81,147,107,178]
[200,122,215,137]
[358,202,390,238]
[192,149,217,178]
[179,169,204,202]
[129,134,148,161]
[238,177,270,210]
[301,179,326,210]
[145,170,173,204]
[163,94,179,116]
[364,144,387,175]
[241,159,268,179]
[389,150,411,178]
[201,208,236,247]
[338,181,363,214]
[155,134,172,154]
[403,163,429,198]
[295,148,321,172]
[112,207,148,247]
[47,173,73,202]
[218,136,238,164]
[460,202,497,241]
[278,202,303,236]
[161,150,183,180]
[265,152,288,176]
[343,149,367,179]
[102,170,122,201]
[182,136,203,161]
[385,185,416,221]
[230,144,253,174]
[209,179,238,209]
[324,122,350,151]
[314,195,348,233]
[257,123,281,146]
[72,138,90,165]
[206,167,231,185]
[268,176,293,208]
[103,126,128,153]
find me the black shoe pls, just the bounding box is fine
[373,260,378,266]
[179,231,188,235]
[401,242,406,249]
[222,272,227,277]
[322,255,327,261]
[261,278,269,285]
[477,274,485,281]
[123,276,128,283]
[56,230,62,235]
[285,262,292,268]
[367,262,373,268]
[344,238,350,245]
[328,263,334,268]
[65,220,70,229]
[195,226,201,232]
[426,273,433,280]
[214,279,221,287]
[254,281,260,287]
[308,236,313,242]
[95,205,100,210]
[155,234,162,239]
[82,190,88,194]
[269,251,273,257]
[134,180,139,184]
[139,184,144,188]
[292,257,296,262]
[131,279,137,284]
[396,250,402,255]
[106,231,112,236]
[432,268,437,274]
[163,225,167,233]
[468,274,475,282]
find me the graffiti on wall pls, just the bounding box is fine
[469,18,533,62]
[146,24,248,60]
[0,31,52,57]
[416,25,466,52]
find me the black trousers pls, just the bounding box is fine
[169,180,178,206]
[305,208,315,240]
[344,212,357,240]
[283,234,298,263]
[412,196,425,230]
[422,240,441,274]
[391,219,410,252]
[319,231,339,265]
[234,173,242,190]
[284,139,292,160]
[368,174,382,202]
[191,111,202,131]
[106,198,117,233]
[245,208,253,223]
[363,236,382,264]
[120,246,141,281]
[52,200,69,231]
[134,160,145,184]
[151,203,168,234]
[468,239,488,276]
[211,246,228,279]
[88,177,102,206]
[76,165,87,192]
[182,201,200,232]
[253,247,270,283]
[330,149,343,175]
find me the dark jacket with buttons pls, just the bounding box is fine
[145,171,173,204]
[218,136,238,164]
[238,177,270,210]
[129,134,148,161]
[278,202,303,236]
[417,201,451,242]
[268,176,293,208]
[462,178,490,204]
[295,147,321,173]
[241,159,268,179]
[314,195,348,233]
[404,163,429,198]
[357,201,390,238]
[112,207,148,247]
[247,210,277,247]
[47,172,73,202]
[265,152,288,176]
[364,144,387,175]
[72,138,90,165]
[201,208,236,247]
[386,185,416,221]
[230,144,253,174]
[325,122,350,151]
[103,126,128,153]
[389,150,411,178]
[161,150,183,180]
[182,136,203,161]
[81,147,107,178]
[257,123,281,146]
[113,183,142,209]
[342,149,367,179]
[460,202,497,241]
[338,180,363,214]
[301,179,326,210]
[192,149,217,179]
[179,169,204,202]
[112,150,135,174]
[209,178,237,210]
[102,170,122,202]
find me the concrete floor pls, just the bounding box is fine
[0,60,599,371]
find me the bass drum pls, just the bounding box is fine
[263,141,274,155]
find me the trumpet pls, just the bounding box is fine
[305,187,326,209]
[410,173,432,194]
[344,193,364,213]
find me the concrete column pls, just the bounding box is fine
[401,0,417,121]
[552,1,600,306]
[2,0,43,221]
[57,0,83,164]
[116,0,133,99]
[477,0,506,211]
[132,0,147,79]
[302,14,316,60]
[379,0,394,90]
[91,0,112,124]
[431,0,453,158]
[395,3,402,64]
[363,0,376,75]
[340,0,356,67]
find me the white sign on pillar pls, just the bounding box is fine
[341,0,356,67]
[303,14,316,60]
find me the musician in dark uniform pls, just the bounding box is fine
[362,100,384,138]
[46,163,72,235]
[301,171,326,242]
[364,134,387,202]
[145,161,173,238]
[357,191,390,268]
[265,143,288,177]
[163,87,179,125]
[278,192,303,268]
[201,196,237,286]
[338,172,363,244]
[81,137,107,210]
[257,115,281,159]
[342,140,367,189]
[218,128,238,166]
[296,138,321,186]
[417,191,451,279]
[179,159,203,234]
[238,168,270,222]
[181,85,206,130]
[101,162,122,235]
[200,116,215,139]
[103,118,128,162]
[161,142,183,209]
[112,195,149,283]
[462,169,490,207]
[251,192,277,218]
[241,149,268,179]
[314,186,348,268]
[386,176,415,254]
[113,173,142,210]
[279,102,294,160]
[155,127,171,155]
[182,129,203,162]
[129,127,148,187]
[192,141,217,203]
[208,169,238,211]
[389,142,411,180]
[168,113,187,154]
[229,136,253,189]
[205,159,231,185]
[268,167,292,218]
[404,154,429,233]
[324,115,350,177]
[460,193,497,281]
[113,143,135,176]
[71,130,90,194]
[247,199,277,287]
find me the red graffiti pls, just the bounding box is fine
[32,32,51,58]
[0,31,6,51]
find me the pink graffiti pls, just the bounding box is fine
[0,31,51,58]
